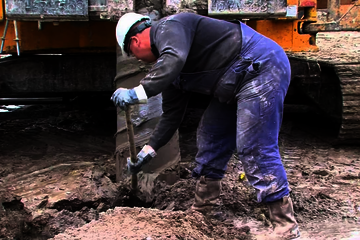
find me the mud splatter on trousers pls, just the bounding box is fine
[192,23,291,203]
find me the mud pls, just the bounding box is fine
[1,32,360,240]
[1,101,360,239]
[288,31,360,64]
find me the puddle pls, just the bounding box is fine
[299,221,360,240]
[0,54,11,59]
[0,105,24,112]
[234,219,360,240]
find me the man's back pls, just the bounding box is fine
[150,13,242,73]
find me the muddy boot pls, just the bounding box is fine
[265,195,300,240]
[191,176,225,221]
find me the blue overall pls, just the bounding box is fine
[191,23,291,203]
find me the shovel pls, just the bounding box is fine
[125,107,138,190]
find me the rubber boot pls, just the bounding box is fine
[191,176,225,221]
[265,195,300,240]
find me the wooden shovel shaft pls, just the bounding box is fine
[125,107,138,190]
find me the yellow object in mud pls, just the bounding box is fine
[239,172,246,181]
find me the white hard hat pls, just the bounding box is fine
[116,13,151,55]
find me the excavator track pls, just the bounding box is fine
[336,64,360,140]
[288,32,360,141]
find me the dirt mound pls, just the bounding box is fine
[288,31,360,64]
[52,207,251,240]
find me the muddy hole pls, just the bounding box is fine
[2,200,25,211]
[115,184,155,209]
[120,192,154,208]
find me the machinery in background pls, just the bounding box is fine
[0,0,359,145]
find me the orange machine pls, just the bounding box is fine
[0,0,359,140]
[1,0,358,55]
[0,1,119,54]
[0,0,320,55]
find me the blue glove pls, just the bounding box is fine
[111,88,139,110]
[127,145,157,175]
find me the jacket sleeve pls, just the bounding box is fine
[148,84,190,151]
[140,20,194,98]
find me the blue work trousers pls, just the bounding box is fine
[192,23,291,203]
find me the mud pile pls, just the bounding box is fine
[288,31,360,63]
[52,207,251,240]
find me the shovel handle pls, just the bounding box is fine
[125,107,138,190]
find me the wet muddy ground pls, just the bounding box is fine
[1,100,359,240]
[1,32,360,239]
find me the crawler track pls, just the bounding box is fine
[288,32,360,141]
[335,64,360,139]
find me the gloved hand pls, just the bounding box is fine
[127,145,157,174]
[111,88,139,110]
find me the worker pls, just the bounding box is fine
[112,12,300,239]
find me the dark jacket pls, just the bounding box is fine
[140,12,242,151]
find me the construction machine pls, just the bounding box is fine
[0,0,359,174]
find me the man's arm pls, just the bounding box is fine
[148,84,190,151]
[127,85,189,174]
[140,20,194,98]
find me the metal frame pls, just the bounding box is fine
[303,0,360,33]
